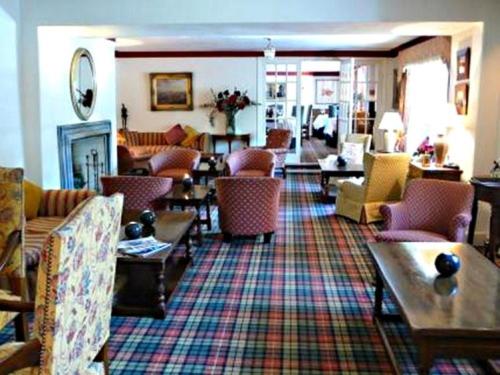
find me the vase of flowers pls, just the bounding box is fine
[202,89,258,134]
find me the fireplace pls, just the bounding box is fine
[57,121,112,191]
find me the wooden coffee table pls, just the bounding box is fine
[113,210,195,319]
[163,185,212,244]
[367,242,500,374]
[192,160,225,186]
[318,156,364,201]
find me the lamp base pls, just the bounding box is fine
[382,131,397,153]
[434,134,448,167]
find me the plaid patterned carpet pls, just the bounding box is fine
[0,175,484,374]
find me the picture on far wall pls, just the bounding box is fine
[455,82,469,115]
[150,72,193,111]
[456,47,471,81]
[315,79,338,104]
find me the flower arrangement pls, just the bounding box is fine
[202,89,258,134]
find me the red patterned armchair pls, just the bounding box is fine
[149,148,201,182]
[263,129,292,178]
[101,176,172,211]
[215,177,282,243]
[225,149,276,177]
[376,179,474,242]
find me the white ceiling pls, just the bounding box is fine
[44,22,477,51]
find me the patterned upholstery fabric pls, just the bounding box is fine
[38,189,95,217]
[226,149,276,177]
[376,179,473,242]
[31,194,123,373]
[264,129,292,171]
[339,133,372,153]
[336,153,411,223]
[149,148,201,182]
[101,176,172,210]
[216,177,282,236]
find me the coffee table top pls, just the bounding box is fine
[318,155,364,175]
[164,184,211,203]
[119,209,195,263]
[368,242,500,338]
[194,162,225,173]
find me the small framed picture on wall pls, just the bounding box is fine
[315,79,338,104]
[456,47,471,81]
[455,82,469,115]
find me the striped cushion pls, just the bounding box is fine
[25,217,65,268]
[39,190,95,217]
[137,132,168,146]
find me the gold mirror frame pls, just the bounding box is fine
[70,48,97,121]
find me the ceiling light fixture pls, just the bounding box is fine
[263,37,276,59]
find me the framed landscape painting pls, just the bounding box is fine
[456,47,471,81]
[150,72,193,111]
[315,79,338,104]
[455,82,469,115]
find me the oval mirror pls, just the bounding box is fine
[70,48,97,120]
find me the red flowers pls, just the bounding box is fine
[212,89,256,114]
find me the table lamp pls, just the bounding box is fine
[434,103,459,167]
[378,111,404,152]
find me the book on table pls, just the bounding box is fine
[118,236,172,257]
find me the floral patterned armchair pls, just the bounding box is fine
[0,167,28,341]
[0,194,123,374]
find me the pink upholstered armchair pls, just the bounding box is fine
[264,129,292,178]
[215,177,282,243]
[376,179,474,242]
[225,149,276,177]
[101,176,173,211]
[148,148,201,182]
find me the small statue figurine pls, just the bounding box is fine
[121,103,128,130]
[491,159,500,178]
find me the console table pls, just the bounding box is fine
[468,177,500,264]
[212,133,250,154]
[409,162,463,181]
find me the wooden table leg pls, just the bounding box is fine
[488,205,499,263]
[417,343,434,375]
[373,269,384,321]
[155,264,167,319]
[468,194,479,244]
[195,203,202,245]
[206,200,212,231]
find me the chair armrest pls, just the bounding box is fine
[267,162,275,177]
[338,180,365,201]
[379,203,410,230]
[148,153,166,176]
[0,339,41,375]
[448,213,472,242]
[0,230,20,272]
[225,157,241,176]
[40,190,95,217]
[0,299,34,313]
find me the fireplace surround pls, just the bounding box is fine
[57,120,111,190]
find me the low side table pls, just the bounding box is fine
[193,162,225,186]
[318,157,364,202]
[163,185,212,244]
[212,133,250,154]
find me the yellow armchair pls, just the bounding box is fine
[335,153,411,223]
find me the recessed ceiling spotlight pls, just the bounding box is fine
[263,37,276,59]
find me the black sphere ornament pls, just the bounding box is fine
[182,175,194,191]
[336,156,347,167]
[434,252,460,277]
[142,225,156,237]
[124,221,143,240]
[139,210,156,226]
[208,157,217,171]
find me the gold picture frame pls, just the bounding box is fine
[150,72,193,111]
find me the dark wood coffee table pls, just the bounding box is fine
[163,185,212,244]
[193,161,225,186]
[318,156,364,201]
[368,242,500,374]
[113,210,195,319]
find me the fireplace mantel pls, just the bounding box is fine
[57,121,111,189]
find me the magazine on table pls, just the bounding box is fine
[118,236,172,257]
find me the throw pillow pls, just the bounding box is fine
[341,142,364,165]
[23,179,43,219]
[180,125,200,148]
[164,124,187,145]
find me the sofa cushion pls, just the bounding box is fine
[180,125,200,148]
[157,168,190,182]
[128,145,172,159]
[24,180,43,220]
[164,124,187,145]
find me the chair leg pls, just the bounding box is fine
[95,340,110,375]
[11,277,29,341]
[282,167,287,179]
[263,232,274,244]
[223,233,232,243]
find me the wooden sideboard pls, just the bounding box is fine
[409,162,463,182]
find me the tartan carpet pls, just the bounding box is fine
[0,174,484,374]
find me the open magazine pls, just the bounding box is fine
[118,236,172,257]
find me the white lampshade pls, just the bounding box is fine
[378,111,404,131]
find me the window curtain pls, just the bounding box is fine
[401,59,449,154]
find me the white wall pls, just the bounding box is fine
[0,0,24,168]
[116,57,262,148]
[38,31,117,188]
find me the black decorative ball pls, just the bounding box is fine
[337,156,347,167]
[142,225,156,237]
[434,252,460,277]
[208,158,217,170]
[139,210,156,226]
[182,176,194,191]
[124,221,143,240]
